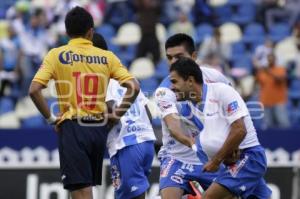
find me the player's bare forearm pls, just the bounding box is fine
[211,118,246,164]
[29,81,51,119]
[117,78,140,118]
[164,113,194,148]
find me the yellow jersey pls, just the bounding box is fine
[33,38,133,122]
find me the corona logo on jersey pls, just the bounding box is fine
[58,50,108,65]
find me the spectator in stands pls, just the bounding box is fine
[252,39,274,69]
[174,0,195,14]
[19,8,54,98]
[255,0,279,29]
[290,23,300,78]
[168,11,195,37]
[256,53,290,128]
[198,27,231,69]
[201,52,226,73]
[0,24,21,100]
[104,0,134,29]
[135,0,161,65]
[159,0,178,26]
[6,0,31,35]
[192,0,214,25]
[266,0,300,30]
[85,0,105,27]
[53,0,80,23]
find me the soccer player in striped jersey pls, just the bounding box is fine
[155,34,231,199]
[169,58,271,199]
[93,33,156,199]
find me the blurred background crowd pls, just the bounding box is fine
[0,0,300,130]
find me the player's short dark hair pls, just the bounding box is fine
[65,6,94,37]
[170,57,203,84]
[165,33,195,55]
[92,33,108,50]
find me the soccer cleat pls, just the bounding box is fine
[187,181,204,199]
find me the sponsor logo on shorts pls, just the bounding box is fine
[239,185,246,192]
[228,155,249,177]
[160,158,175,177]
[131,186,138,192]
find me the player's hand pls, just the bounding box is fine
[190,139,197,152]
[203,159,221,173]
[54,114,63,133]
[223,149,241,166]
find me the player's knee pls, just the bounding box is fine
[70,185,92,199]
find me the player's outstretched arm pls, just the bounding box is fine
[164,113,195,149]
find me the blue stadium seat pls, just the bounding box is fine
[213,4,232,25]
[243,23,265,44]
[116,45,137,67]
[232,55,252,72]
[95,23,116,41]
[139,77,158,95]
[269,23,291,43]
[0,97,14,115]
[21,115,45,128]
[227,0,242,5]
[0,8,6,19]
[195,23,214,44]
[155,59,169,79]
[231,3,255,25]
[231,41,246,58]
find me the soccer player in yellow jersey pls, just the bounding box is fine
[28,7,140,199]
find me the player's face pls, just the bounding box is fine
[166,45,192,65]
[170,70,190,101]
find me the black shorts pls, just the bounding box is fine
[58,120,109,190]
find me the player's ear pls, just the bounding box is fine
[191,51,198,61]
[187,76,194,86]
[86,28,94,41]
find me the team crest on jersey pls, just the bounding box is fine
[228,155,248,177]
[156,90,166,98]
[227,101,240,115]
[111,165,121,190]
